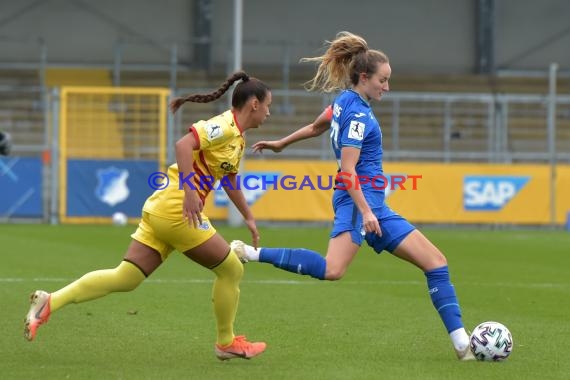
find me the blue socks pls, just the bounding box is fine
[259,247,326,280]
[258,252,464,333]
[425,265,464,333]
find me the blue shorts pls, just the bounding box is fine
[330,198,415,254]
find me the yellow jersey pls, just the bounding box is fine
[143,110,245,220]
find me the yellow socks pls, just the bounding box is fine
[50,260,146,312]
[48,252,244,347]
[210,251,244,346]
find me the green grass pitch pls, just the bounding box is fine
[1,224,569,379]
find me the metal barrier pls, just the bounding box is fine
[171,88,570,163]
[2,81,570,223]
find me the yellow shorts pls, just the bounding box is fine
[131,211,217,261]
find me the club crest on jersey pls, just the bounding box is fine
[204,123,223,141]
[348,120,365,140]
[198,221,211,230]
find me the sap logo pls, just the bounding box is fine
[214,172,280,207]
[463,176,529,211]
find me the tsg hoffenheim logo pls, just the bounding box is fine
[463,175,529,211]
[95,167,130,207]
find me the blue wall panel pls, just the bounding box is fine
[66,159,158,217]
[0,157,43,218]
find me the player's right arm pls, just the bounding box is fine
[175,132,203,228]
[252,106,332,153]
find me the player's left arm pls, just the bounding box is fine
[223,173,260,249]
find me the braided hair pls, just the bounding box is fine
[170,71,270,113]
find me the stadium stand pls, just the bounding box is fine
[0,69,44,157]
[2,66,569,161]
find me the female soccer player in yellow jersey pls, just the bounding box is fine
[24,71,270,361]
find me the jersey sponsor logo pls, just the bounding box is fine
[220,161,237,172]
[204,123,223,141]
[463,176,530,211]
[95,167,130,207]
[354,112,366,118]
[348,120,365,140]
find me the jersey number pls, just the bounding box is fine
[330,120,339,150]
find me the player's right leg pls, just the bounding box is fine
[232,231,358,281]
[388,224,473,360]
[231,239,328,279]
[180,229,266,361]
[232,200,361,281]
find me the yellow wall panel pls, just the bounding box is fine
[205,161,569,226]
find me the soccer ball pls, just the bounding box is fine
[111,212,128,226]
[470,321,513,361]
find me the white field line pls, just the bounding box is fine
[0,277,568,289]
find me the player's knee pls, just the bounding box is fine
[116,272,144,292]
[227,257,244,283]
[115,262,145,291]
[425,252,448,271]
[122,279,142,292]
[324,254,350,280]
[325,267,346,281]
[213,252,244,283]
[435,252,448,267]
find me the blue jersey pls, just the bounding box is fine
[330,89,385,209]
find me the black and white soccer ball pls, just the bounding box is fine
[470,321,513,361]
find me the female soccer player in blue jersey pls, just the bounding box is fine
[24,71,268,361]
[234,32,475,361]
